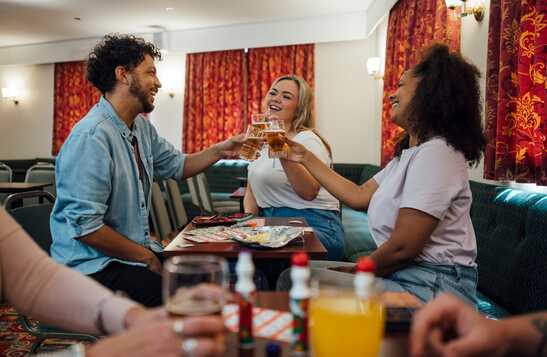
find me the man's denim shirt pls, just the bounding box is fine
[50,97,185,275]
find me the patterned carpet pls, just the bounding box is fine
[0,305,77,356]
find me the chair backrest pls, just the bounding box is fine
[25,162,55,182]
[195,173,215,214]
[186,176,203,212]
[0,162,13,182]
[25,163,56,198]
[4,191,55,253]
[164,179,188,230]
[150,182,174,242]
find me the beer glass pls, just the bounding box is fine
[239,113,268,161]
[264,119,288,159]
[163,255,229,317]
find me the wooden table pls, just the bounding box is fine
[164,217,327,260]
[230,187,246,213]
[0,182,52,194]
[226,292,409,357]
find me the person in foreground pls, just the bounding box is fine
[277,43,487,304]
[50,34,244,307]
[244,75,344,260]
[1,208,224,357]
[411,294,547,357]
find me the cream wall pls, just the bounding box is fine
[149,55,186,151]
[315,36,381,164]
[460,1,491,183]
[0,64,54,159]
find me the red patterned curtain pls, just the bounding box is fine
[183,50,246,153]
[247,44,315,122]
[484,0,546,185]
[52,61,100,155]
[380,0,460,166]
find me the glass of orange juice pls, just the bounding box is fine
[309,281,385,357]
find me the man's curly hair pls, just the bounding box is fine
[394,43,487,166]
[86,34,162,94]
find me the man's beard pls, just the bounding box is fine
[129,79,154,114]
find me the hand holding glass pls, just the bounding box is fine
[163,255,229,317]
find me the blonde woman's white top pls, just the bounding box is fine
[248,130,339,211]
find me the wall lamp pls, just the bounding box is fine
[445,0,485,22]
[2,87,21,105]
[366,57,383,80]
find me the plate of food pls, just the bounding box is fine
[226,226,305,249]
[191,213,254,228]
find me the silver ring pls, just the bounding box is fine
[181,338,198,355]
[172,320,185,337]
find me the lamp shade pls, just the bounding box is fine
[366,57,381,76]
[2,87,20,99]
[445,0,461,9]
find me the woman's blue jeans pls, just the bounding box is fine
[261,207,345,261]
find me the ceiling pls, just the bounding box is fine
[0,0,374,48]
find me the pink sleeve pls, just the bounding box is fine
[0,209,138,335]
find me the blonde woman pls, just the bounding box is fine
[244,75,344,260]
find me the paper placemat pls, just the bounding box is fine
[223,304,292,342]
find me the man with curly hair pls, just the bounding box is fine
[50,34,244,307]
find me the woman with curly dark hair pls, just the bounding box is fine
[277,43,487,305]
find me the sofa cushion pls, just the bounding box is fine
[475,291,510,319]
[476,188,546,314]
[358,164,382,185]
[341,205,377,262]
[469,181,499,240]
[178,160,249,194]
[510,196,547,313]
[333,163,367,184]
[205,160,248,193]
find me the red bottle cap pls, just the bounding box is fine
[291,252,309,267]
[356,257,376,273]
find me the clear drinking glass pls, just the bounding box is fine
[264,119,288,159]
[309,280,385,357]
[163,255,229,317]
[239,125,264,161]
[239,113,268,161]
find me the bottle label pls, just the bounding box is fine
[290,297,309,353]
[238,291,255,347]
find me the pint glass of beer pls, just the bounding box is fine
[240,125,264,161]
[163,255,229,317]
[239,113,269,161]
[264,120,288,159]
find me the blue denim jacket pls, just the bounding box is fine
[50,97,185,275]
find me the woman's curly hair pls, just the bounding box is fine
[394,43,487,166]
[86,34,161,94]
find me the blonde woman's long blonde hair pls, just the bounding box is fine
[267,75,333,158]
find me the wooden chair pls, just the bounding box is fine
[164,179,188,230]
[150,182,176,243]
